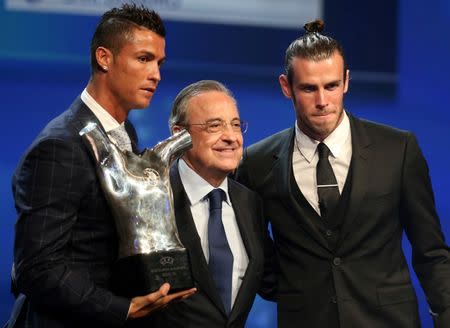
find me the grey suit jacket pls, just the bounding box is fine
[237,113,450,328]
[7,97,138,327]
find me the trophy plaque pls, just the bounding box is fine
[80,123,194,297]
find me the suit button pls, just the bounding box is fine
[325,229,333,237]
[330,296,337,303]
[333,257,341,266]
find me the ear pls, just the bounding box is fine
[95,46,113,71]
[279,74,293,99]
[344,69,350,94]
[171,125,183,135]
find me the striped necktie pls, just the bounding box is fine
[108,124,132,152]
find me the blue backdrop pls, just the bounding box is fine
[1,0,449,327]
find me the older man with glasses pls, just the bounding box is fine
[147,80,275,328]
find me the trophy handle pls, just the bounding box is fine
[79,122,127,191]
[151,130,192,167]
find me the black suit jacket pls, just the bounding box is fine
[147,163,274,328]
[237,113,450,328]
[7,97,139,327]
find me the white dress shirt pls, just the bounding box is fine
[81,89,131,147]
[178,159,249,307]
[292,111,352,214]
[81,89,121,132]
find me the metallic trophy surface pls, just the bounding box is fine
[79,122,193,297]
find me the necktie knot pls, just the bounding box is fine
[108,125,132,152]
[317,142,331,159]
[208,189,225,210]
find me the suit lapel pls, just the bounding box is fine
[70,97,104,133]
[336,114,371,247]
[227,180,256,320]
[274,128,331,250]
[169,164,228,316]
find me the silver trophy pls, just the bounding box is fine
[79,122,193,296]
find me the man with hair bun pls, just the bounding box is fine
[6,4,196,328]
[237,19,450,328]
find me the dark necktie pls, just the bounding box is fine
[316,142,340,218]
[207,189,233,315]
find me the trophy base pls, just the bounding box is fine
[112,249,194,297]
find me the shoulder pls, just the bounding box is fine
[246,127,293,157]
[32,97,96,148]
[16,100,94,172]
[349,114,414,145]
[237,128,293,187]
[242,127,293,169]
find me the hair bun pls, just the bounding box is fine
[304,19,324,33]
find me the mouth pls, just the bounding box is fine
[312,112,335,122]
[142,87,156,95]
[214,147,243,160]
[314,111,333,117]
[214,147,237,154]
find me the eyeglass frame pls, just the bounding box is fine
[182,118,248,134]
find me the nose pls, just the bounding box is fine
[316,89,328,109]
[148,62,161,83]
[220,123,239,142]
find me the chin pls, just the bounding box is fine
[221,157,240,165]
[217,163,238,174]
[138,102,151,109]
[135,98,152,109]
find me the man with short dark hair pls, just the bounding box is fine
[7,4,195,327]
[237,20,450,328]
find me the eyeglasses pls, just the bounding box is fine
[186,119,248,134]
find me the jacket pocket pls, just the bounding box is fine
[377,284,417,306]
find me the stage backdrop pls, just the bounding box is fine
[1,0,449,327]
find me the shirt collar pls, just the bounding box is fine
[81,88,121,132]
[178,159,229,206]
[295,110,351,162]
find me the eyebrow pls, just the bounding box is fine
[325,80,341,85]
[136,50,166,62]
[204,117,240,123]
[298,79,342,87]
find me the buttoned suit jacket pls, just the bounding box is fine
[7,97,139,328]
[237,113,450,328]
[146,163,274,328]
